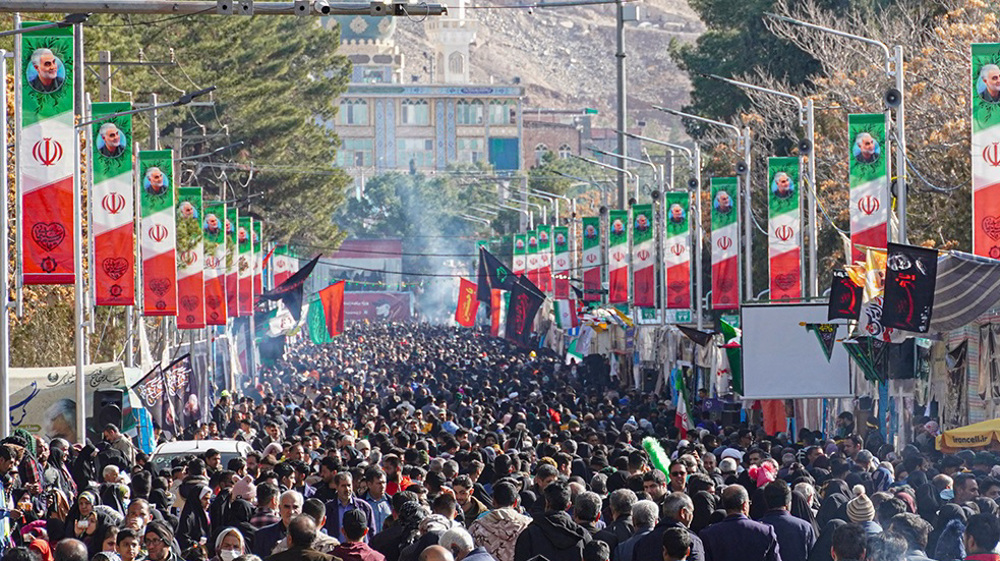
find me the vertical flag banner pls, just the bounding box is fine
[608,209,629,304]
[237,217,253,316]
[512,235,527,276]
[631,204,655,308]
[664,192,691,309]
[553,226,570,299]
[204,202,227,326]
[455,278,479,327]
[973,44,1000,258]
[582,217,602,302]
[91,102,134,305]
[225,208,240,318]
[273,246,297,287]
[176,188,204,329]
[767,157,802,302]
[848,113,889,263]
[536,224,553,293]
[18,24,76,285]
[526,230,540,287]
[253,220,263,298]
[711,177,740,310]
[489,289,504,337]
[139,150,177,316]
[319,280,346,338]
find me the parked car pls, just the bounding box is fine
[149,439,253,473]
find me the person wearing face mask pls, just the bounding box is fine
[213,527,248,561]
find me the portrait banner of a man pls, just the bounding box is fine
[972,44,1000,258]
[91,103,136,306]
[767,157,802,302]
[848,114,889,264]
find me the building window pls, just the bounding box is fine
[488,101,511,125]
[559,144,573,159]
[397,138,435,169]
[448,52,465,76]
[336,99,369,126]
[458,138,484,163]
[534,143,549,166]
[400,99,430,125]
[335,138,374,167]
[456,100,485,125]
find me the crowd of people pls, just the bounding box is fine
[1,322,999,561]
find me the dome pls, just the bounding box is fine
[329,15,396,44]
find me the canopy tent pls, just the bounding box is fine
[937,418,1000,452]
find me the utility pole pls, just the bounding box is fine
[615,0,627,210]
[73,21,87,444]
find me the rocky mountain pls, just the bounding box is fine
[392,0,704,135]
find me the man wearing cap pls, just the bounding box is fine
[144,520,182,561]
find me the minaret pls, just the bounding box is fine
[424,0,478,84]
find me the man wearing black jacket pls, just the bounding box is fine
[513,482,591,561]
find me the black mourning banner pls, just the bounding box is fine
[504,277,544,348]
[881,243,939,333]
[477,247,517,303]
[828,269,862,321]
[259,255,320,322]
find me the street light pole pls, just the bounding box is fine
[586,146,660,199]
[615,0,627,211]
[655,106,753,304]
[571,155,638,203]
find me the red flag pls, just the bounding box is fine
[319,281,345,338]
[455,278,480,327]
[489,289,502,337]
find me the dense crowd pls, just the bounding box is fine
[1,322,999,561]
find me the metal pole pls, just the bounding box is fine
[0,50,10,438]
[741,127,752,303]
[13,14,22,319]
[694,145,704,331]
[615,0,627,210]
[73,22,86,445]
[806,100,818,298]
[0,0,447,16]
[894,45,907,243]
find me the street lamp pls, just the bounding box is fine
[571,154,639,204]
[621,131,704,330]
[655,106,754,304]
[496,202,534,230]
[700,73,818,298]
[552,170,609,206]
[586,145,662,197]
[766,12,907,242]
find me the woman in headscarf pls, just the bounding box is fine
[43,445,77,499]
[43,488,71,543]
[64,490,98,540]
[816,480,850,527]
[690,491,716,534]
[790,490,820,536]
[807,519,846,561]
[915,479,943,523]
[176,485,212,551]
[211,527,247,561]
[217,498,256,550]
[28,539,53,561]
[929,503,968,561]
[70,444,99,492]
[73,507,115,558]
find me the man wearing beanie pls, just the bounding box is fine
[846,485,882,536]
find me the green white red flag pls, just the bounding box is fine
[608,210,629,304]
[203,201,226,325]
[139,150,177,316]
[553,226,570,299]
[237,216,253,316]
[582,217,601,302]
[225,208,240,317]
[175,187,204,329]
[19,23,76,285]
[536,224,553,293]
[631,204,655,308]
[90,102,134,305]
[526,230,540,287]
[554,299,578,329]
[253,220,263,298]
[512,234,526,276]
[711,177,739,310]
[768,157,802,301]
[664,192,690,309]
[848,113,888,263]
[972,44,1000,258]
[273,246,297,287]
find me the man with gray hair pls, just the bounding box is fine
[440,527,494,561]
[253,489,304,556]
[614,500,658,561]
[30,47,63,93]
[595,488,637,551]
[98,122,125,158]
[634,493,703,561]
[982,63,1000,102]
[854,132,878,164]
[573,491,604,537]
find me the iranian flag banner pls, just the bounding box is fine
[138,150,177,316]
[632,204,655,308]
[225,208,239,318]
[512,234,526,276]
[176,187,204,329]
[554,299,578,329]
[204,201,226,326]
[536,225,553,293]
[848,113,889,263]
[711,177,739,310]
[526,230,540,287]
[253,220,264,297]
[582,217,601,302]
[553,226,570,299]
[237,217,253,316]
[273,246,297,287]
[18,23,76,285]
[768,157,802,301]
[973,44,1000,258]
[90,102,134,305]
[607,209,629,304]
[664,192,690,309]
